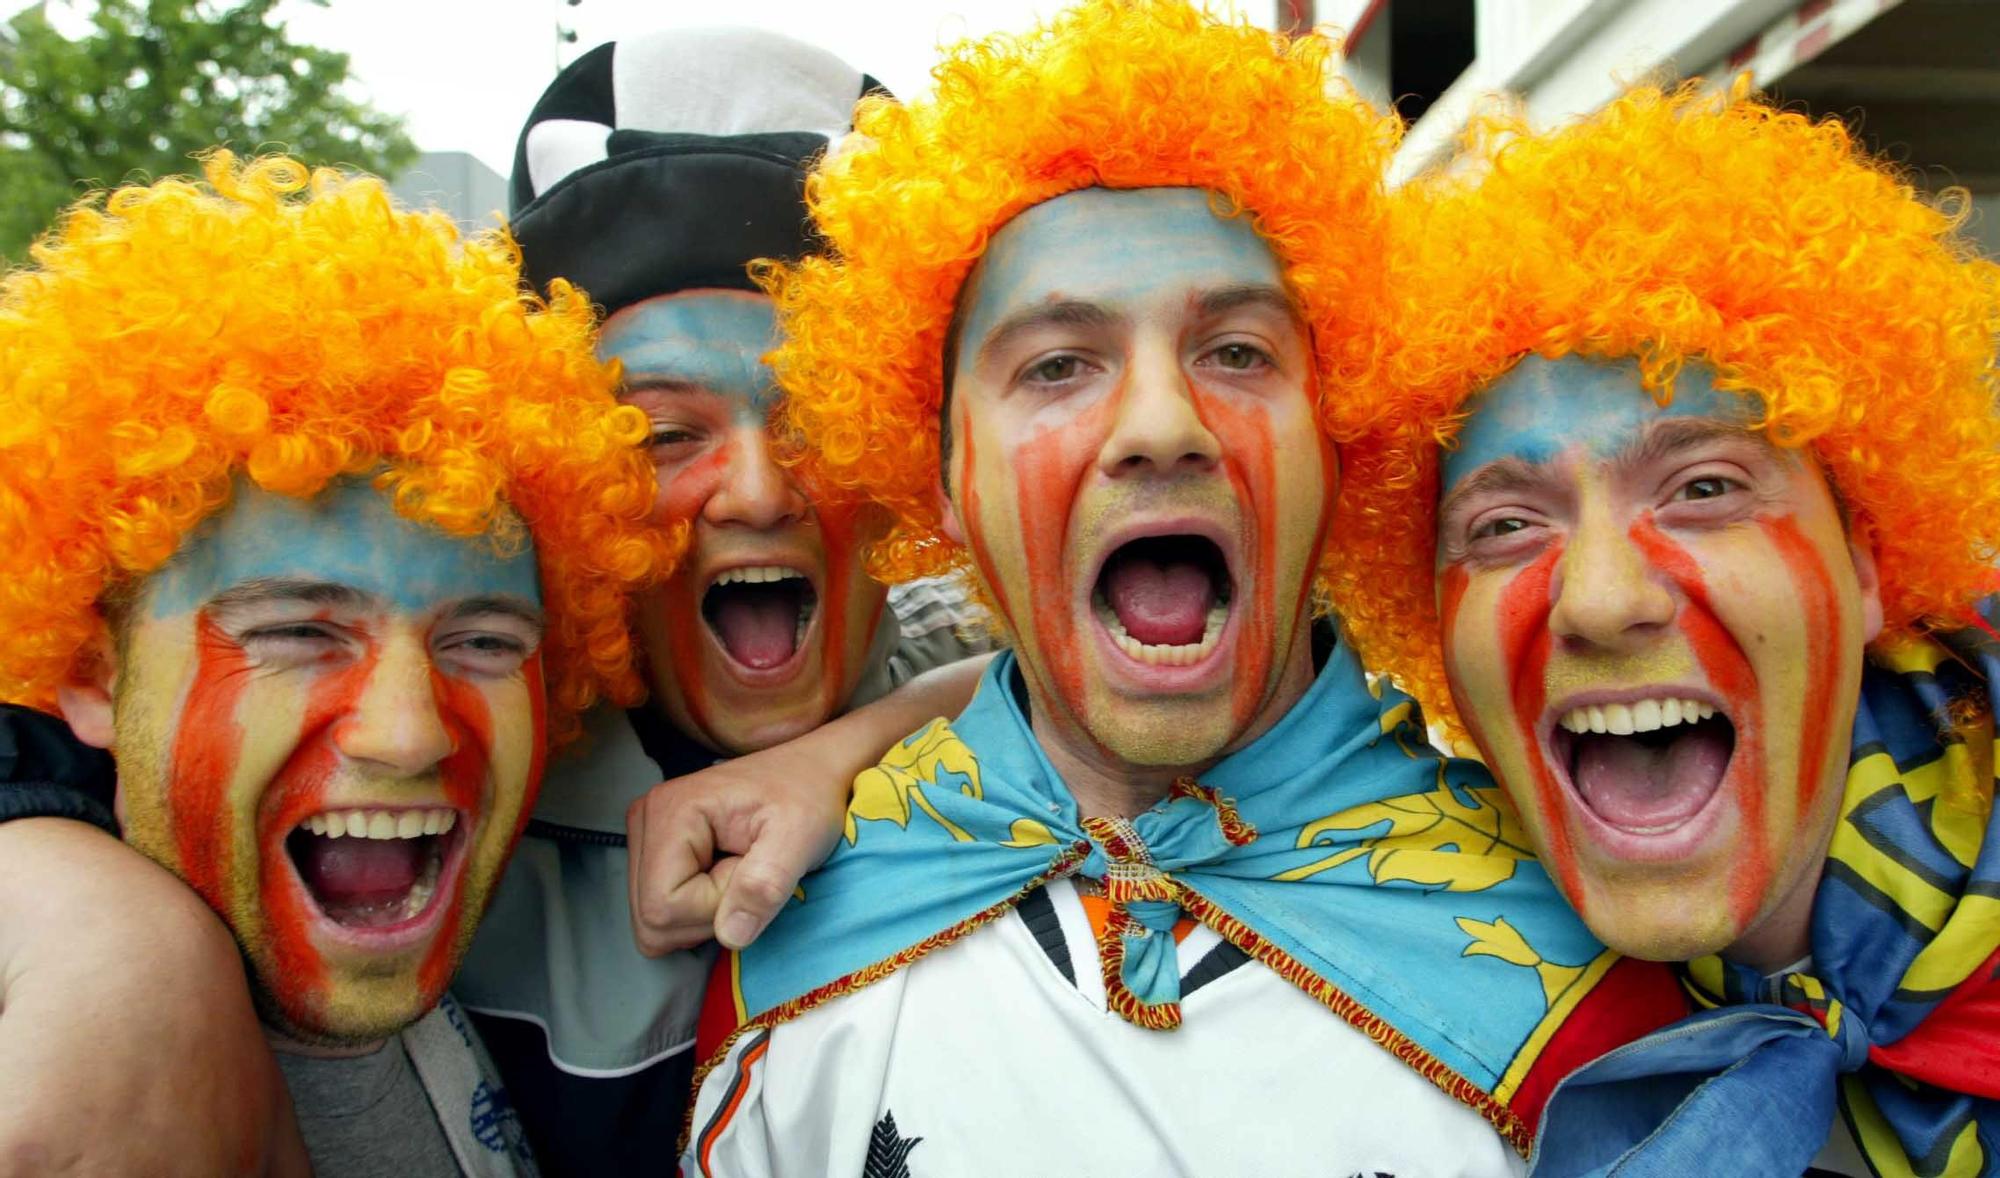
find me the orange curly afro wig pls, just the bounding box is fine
[766,0,1402,586]
[1332,84,2000,738]
[0,153,677,742]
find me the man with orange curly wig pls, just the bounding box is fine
[1334,86,2000,1174]
[0,153,670,1175]
[679,5,1687,1174]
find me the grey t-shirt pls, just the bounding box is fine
[278,1035,460,1178]
[274,994,536,1177]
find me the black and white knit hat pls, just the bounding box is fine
[508,28,885,314]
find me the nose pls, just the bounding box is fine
[334,633,456,775]
[705,425,808,530]
[1096,344,1222,478]
[1549,504,1677,650]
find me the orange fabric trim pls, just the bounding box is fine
[1169,777,1258,846]
[1077,894,1197,945]
[678,841,1094,1153]
[1097,899,1184,1030]
[1178,887,1533,1157]
[695,1032,770,1177]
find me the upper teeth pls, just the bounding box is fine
[299,808,457,839]
[1095,598,1229,667]
[714,566,805,586]
[1558,698,1716,736]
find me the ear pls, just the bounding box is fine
[934,474,966,547]
[56,630,118,750]
[1847,528,1884,644]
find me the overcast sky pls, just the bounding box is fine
[284,0,1271,178]
[9,1,1284,180]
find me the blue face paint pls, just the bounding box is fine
[954,187,1287,386]
[598,291,781,420]
[146,477,541,619]
[1442,355,1763,496]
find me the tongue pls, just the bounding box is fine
[296,834,423,908]
[1104,554,1215,646]
[710,588,799,670]
[1572,725,1731,831]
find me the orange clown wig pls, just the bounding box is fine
[1332,84,2000,737]
[765,0,1402,585]
[0,152,674,740]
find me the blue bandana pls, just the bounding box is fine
[712,643,1688,1150]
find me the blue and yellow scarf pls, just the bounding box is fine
[1533,617,2000,1176]
[701,643,1687,1151]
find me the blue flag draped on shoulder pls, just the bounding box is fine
[704,642,1688,1152]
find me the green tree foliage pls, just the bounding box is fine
[0,0,418,258]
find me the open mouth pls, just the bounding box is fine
[1550,697,1735,835]
[1091,534,1233,666]
[284,808,463,930]
[701,565,818,673]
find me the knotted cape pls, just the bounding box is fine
[1533,615,2000,1176]
[694,643,1686,1152]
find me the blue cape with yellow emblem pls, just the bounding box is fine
[708,642,1687,1152]
[1533,618,2000,1176]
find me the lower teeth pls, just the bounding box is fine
[401,848,442,920]
[1095,597,1229,665]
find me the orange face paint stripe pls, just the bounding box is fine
[170,615,255,916]
[1628,515,1770,930]
[655,446,731,734]
[417,664,495,1000]
[1494,544,1580,904]
[958,418,1013,625]
[256,635,383,1026]
[1194,388,1325,730]
[1012,394,1116,713]
[813,497,879,723]
[1758,515,1843,813]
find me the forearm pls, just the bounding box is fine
[833,652,995,777]
[627,653,997,953]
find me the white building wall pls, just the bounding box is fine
[1393,0,1813,182]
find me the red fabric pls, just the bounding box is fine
[1869,944,2000,1099]
[693,949,743,1066]
[1508,957,1692,1139]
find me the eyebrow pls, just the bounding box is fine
[1438,414,1775,522]
[1191,283,1298,323]
[973,299,1120,368]
[205,578,371,613]
[1438,456,1552,522]
[443,595,546,636]
[621,376,702,393]
[1620,415,1770,471]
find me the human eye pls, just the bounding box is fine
[238,621,353,665]
[1018,353,1095,387]
[644,420,704,451]
[435,626,537,678]
[1471,516,1534,540]
[1454,506,1553,562]
[1670,474,1743,502]
[1199,341,1274,372]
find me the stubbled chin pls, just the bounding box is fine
[684,654,838,755]
[1566,843,1752,962]
[1070,686,1238,768]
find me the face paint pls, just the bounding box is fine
[948,187,1332,774]
[114,478,546,1043]
[607,290,887,754]
[1435,355,1870,965]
